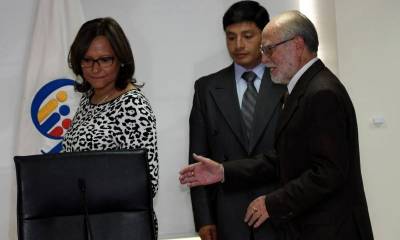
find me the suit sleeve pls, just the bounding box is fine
[266,89,350,220]
[189,80,215,231]
[223,151,278,188]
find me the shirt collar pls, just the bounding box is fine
[287,57,319,94]
[234,63,265,84]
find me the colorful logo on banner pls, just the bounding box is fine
[31,79,75,153]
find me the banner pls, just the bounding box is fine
[16,0,84,154]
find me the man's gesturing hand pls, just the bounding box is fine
[179,154,224,187]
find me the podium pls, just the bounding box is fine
[14,150,156,240]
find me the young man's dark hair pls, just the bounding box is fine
[223,0,270,31]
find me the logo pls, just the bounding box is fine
[31,79,76,153]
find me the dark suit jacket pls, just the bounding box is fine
[189,64,285,240]
[224,60,374,240]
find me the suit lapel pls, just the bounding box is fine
[276,60,325,139]
[210,65,248,150]
[249,68,285,152]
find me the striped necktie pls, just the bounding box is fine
[241,71,258,139]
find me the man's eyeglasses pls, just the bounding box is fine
[81,56,115,69]
[260,37,295,56]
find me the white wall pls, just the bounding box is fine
[0,0,398,239]
[0,0,39,238]
[335,0,400,239]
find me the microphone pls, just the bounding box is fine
[78,178,94,240]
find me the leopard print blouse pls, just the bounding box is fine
[62,89,159,197]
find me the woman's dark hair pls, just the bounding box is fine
[223,1,269,31]
[68,17,136,92]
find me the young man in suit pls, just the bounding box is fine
[182,10,374,240]
[188,1,285,240]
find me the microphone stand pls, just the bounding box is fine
[78,178,94,240]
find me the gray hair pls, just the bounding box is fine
[273,10,319,53]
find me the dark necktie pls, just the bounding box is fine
[241,71,258,139]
